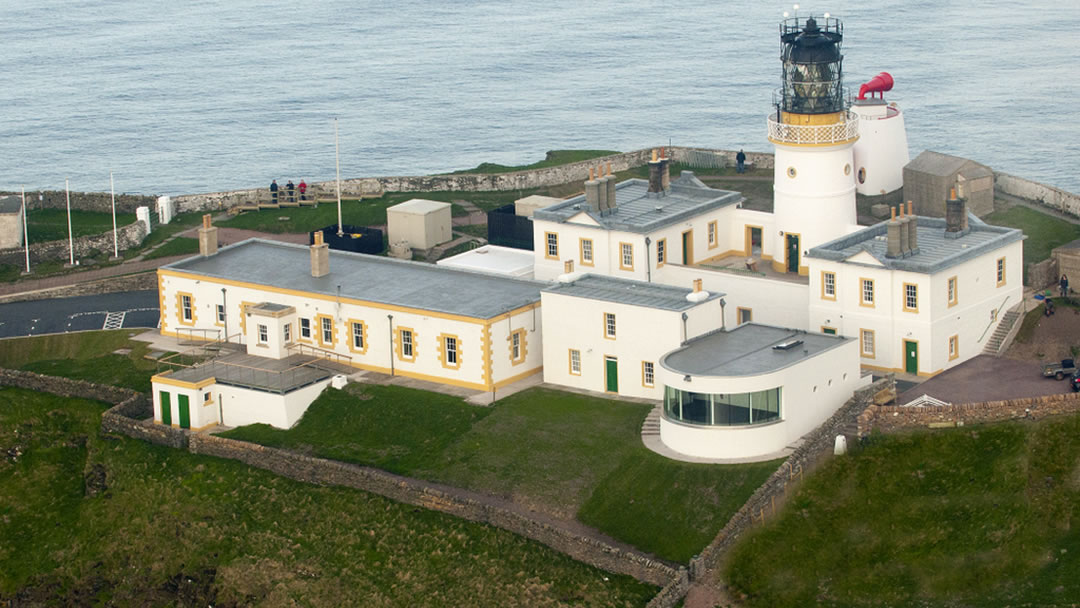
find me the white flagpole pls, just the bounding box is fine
[21,187,29,274]
[110,171,118,258]
[335,118,343,237]
[65,178,74,266]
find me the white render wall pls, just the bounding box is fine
[852,104,909,196]
[654,263,811,331]
[657,334,866,460]
[153,379,218,430]
[387,200,452,250]
[772,143,859,263]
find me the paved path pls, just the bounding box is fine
[898,354,1073,405]
[0,290,159,338]
[0,256,189,298]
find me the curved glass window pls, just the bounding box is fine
[664,386,781,427]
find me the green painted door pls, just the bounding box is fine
[178,394,191,429]
[159,391,171,426]
[904,340,918,374]
[823,327,837,335]
[681,232,691,265]
[786,234,799,273]
[605,357,618,393]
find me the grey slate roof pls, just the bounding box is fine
[164,239,544,319]
[661,324,852,377]
[0,195,22,214]
[805,214,1023,274]
[905,150,989,177]
[532,172,743,234]
[543,274,723,311]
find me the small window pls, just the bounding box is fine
[904,283,918,312]
[708,221,717,248]
[657,239,666,265]
[996,257,1006,286]
[257,324,268,344]
[949,335,959,360]
[181,294,193,322]
[401,329,414,358]
[509,329,526,364]
[445,336,458,365]
[569,349,581,375]
[545,232,559,259]
[604,313,616,338]
[857,167,866,184]
[321,317,334,345]
[861,278,875,306]
[216,304,225,323]
[948,276,958,307]
[204,392,212,404]
[580,238,593,265]
[352,322,364,350]
[620,243,634,270]
[300,318,311,339]
[737,307,752,325]
[283,323,291,343]
[787,166,797,178]
[822,271,836,299]
[860,329,875,357]
[642,361,655,387]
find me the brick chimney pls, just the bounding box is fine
[906,200,919,254]
[898,204,910,256]
[659,148,671,191]
[564,260,574,274]
[945,186,969,237]
[886,206,902,259]
[311,230,329,277]
[604,162,617,210]
[584,166,601,211]
[598,165,612,211]
[198,214,218,257]
[647,149,664,194]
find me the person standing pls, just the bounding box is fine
[298,179,307,201]
[736,149,747,174]
[286,180,295,203]
[270,179,279,204]
[1061,274,1070,298]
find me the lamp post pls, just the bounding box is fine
[110,172,119,259]
[21,187,29,275]
[65,178,74,267]
[335,118,344,237]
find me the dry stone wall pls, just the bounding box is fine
[857,391,1080,435]
[0,190,156,214]
[996,173,1080,219]
[0,220,146,265]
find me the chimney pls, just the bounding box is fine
[693,278,702,292]
[685,277,709,303]
[659,147,671,191]
[584,167,601,211]
[198,213,218,257]
[898,204,910,256]
[605,162,617,210]
[886,206,903,258]
[906,200,919,254]
[311,230,329,277]
[597,165,612,211]
[945,187,969,236]
[647,149,664,194]
[564,260,574,274]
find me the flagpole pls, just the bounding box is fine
[110,172,119,258]
[21,187,29,274]
[65,178,74,266]
[335,118,343,237]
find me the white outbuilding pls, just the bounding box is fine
[386,198,453,250]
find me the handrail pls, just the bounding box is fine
[287,342,353,366]
[978,295,1012,343]
[766,111,859,146]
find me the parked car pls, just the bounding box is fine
[1042,358,1077,380]
[1072,369,1080,392]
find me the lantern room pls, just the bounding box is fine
[777,15,846,118]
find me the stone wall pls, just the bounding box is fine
[0,270,158,304]
[857,391,1080,435]
[0,190,157,214]
[0,219,146,265]
[690,375,894,580]
[996,173,1080,219]
[1028,257,1060,291]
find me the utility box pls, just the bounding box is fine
[514,194,561,218]
[0,195,25,249]
[157,195,175,225]
[386,199,452,251]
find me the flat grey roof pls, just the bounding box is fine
[806,214,1023,274]
[543,274,723,311]
[0,195,22,214]
[164,239,544,319]
[533,172,743,234]
[661,324,852,377]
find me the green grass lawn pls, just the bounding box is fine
[26,208,137,243]
[454,223,489,239]
[223,385,779,562]
[985,205,1080,267]
[218,195,470,234]
[449,150,620,175]
[141,236,199,260]
[724,417,1080,607]
[0,331,162,393]
[0,387,656,606]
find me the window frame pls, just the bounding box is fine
[737,307,753,325]
[708,220,718,249]
[996,257,1006,287]
[545,232,559,260]
[619,242,634,271]
[642,361,655,388]
[257,323,268,344]
[656,238,666,267]
[947,276,959,307]
[215,304,225,326]
[317,314,336,349]
[821,271,836,301]
[397,327,417,362]
[579,238,594,267]
[569,349,581,376]
[177,292,195,326]
[859,277,875,308]
[283,323,292,344]
[439,333,461,369]
[300,318,312,341]
[348,319,368,354]
[948,334,959,360]
[860,329,876,358]
[603,312,616,339]
[903,282,919,313]
[509,328,527,365]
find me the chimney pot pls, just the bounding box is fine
[311,231,329,277]
[564,260,574,274]
[198,214,218,256]
[693,278,702,292]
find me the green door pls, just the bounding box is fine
[605,357,618,393]
[904,340,918,375]
[681,232,692,265]
[159,391,172,426]
[178,394,191,429]
[823,327,837,335]
[786,234,800,273]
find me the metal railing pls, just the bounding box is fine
[978,295,1012,344]
[287,342,353,367]
[766,111,859,145]
[176,327,223,346]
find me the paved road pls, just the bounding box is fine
[898,354,1074,405]
[0,290,159,338]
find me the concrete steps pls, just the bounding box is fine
[983,308,1022,355]
[642,404,661,437]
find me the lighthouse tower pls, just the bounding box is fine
[768,15,859,275]
[851,71,909,197]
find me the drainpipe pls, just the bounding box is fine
[387,314,395,376]
[719,298,726,331]
[645,237,652,283]
[681,312,688,343]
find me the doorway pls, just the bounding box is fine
[178,394,191,429]
[744,226,762,257]
[904,340,918,375]
[605,356,619,393]
[159,391,172,426]
[786,234,800,273]
[682,230,693,265]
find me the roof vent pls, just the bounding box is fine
[655,206,664,212]
[772,339,804,351]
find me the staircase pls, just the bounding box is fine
[641,404,661,438]
[983,307,1022,355]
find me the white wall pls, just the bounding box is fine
[217,381,331,429]
[153,379,219,430]
[654,263,810,331]
[773,143,859,256]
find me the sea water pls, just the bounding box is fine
[0,0,1076,196]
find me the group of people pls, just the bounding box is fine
[269,178,308,203]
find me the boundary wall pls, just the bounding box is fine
[857,391,1080,435]
[995,173,1080,219]
[0,220,146,266]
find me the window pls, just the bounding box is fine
[619,242,634,271]
[204,391,212,404]
[822,271,836,300]
[948,276,958,307]
[657,238,666,266]
[664,386,781,426]
[949,335,959,360]
[903,283,918,312]
[216,304,225,324]
[509,329,526,365]
[179,293,194,323]
[996,257,1006,286]
[737,307,752,325]
[821,326,837,335]
[708,221,718,248]
[860,278,875,307]
[320,316,334,346]
[642,361,655,387]
[257,324,268,344]
[580,238,594,266]
[569,349,581,375]
[445,336,457,365]
[352,322,364,350]
[545,232,559,259]
[860,329,875,357]
[604,313,616,339]
[283,323,291,343]
[400,329,414,359]
[440,334,461,369]
[300,318,311,339]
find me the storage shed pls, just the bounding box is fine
[903,151,994,217]
[386,199,452,251]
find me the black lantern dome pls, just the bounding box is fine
[778,16,845,115]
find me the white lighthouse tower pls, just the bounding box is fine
[768,14,859,275]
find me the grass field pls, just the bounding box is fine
[26,208,137,243]
[0,387,656,606]
[448,150,620,175]
[454,223,488,239]
[221,385,779,562]
[725,418,1080,607]
[0,331,162,393]
[141,236,199,260]
[218,194,471,234]
[985,205,1080,267]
